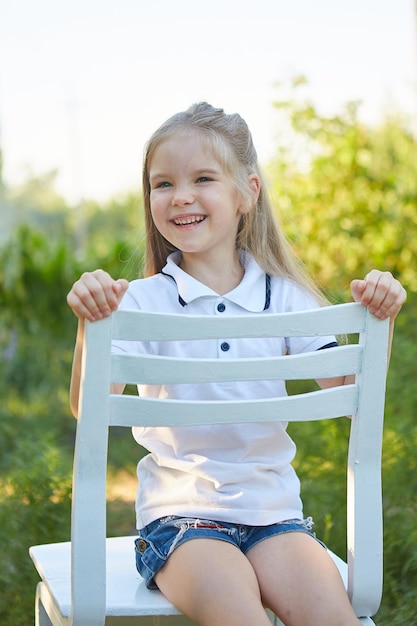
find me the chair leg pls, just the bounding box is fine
[35,583,54,626]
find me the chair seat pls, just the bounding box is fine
[30,536,348,622]
[30,536,184,619]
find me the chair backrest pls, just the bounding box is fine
[72,302,389,624]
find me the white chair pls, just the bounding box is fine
[29,302,389,625]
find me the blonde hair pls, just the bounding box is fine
[142,102,326,303]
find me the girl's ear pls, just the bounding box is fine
[249,174,261,203]
[238,173,261,215]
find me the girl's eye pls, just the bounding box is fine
[196,176,212,183]
[154,181,171,189]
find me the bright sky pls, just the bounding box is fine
[0,0,416,203]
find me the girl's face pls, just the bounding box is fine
[148,132,252,264]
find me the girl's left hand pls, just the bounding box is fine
[350,270,407,320]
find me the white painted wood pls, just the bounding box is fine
[347,308,389,617]
[30,538,187,619]
[108,385,359,428]
[111,302,367,341]
[70,314,112,626]
[30,537,350,626]
[29,303,388,625]
[111,344,362,385]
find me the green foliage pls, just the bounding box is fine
[1,169,145,272]
[269,78,417,296]
[0,222,144,625]
[0,428,71,626]
[376,297,417,621]
[82,192,145,268]
[0,381,73,624]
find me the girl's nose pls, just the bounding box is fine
[171,186,194,206]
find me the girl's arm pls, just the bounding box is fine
[317,270,406,390]
[67,270,129,418]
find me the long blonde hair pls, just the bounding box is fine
[142,102,326,303]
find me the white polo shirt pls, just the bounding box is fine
[113,251,335,528]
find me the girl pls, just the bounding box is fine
[67,102,406,626]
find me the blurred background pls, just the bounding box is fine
[1,1,416,624]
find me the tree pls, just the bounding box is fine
[268,78,417,297]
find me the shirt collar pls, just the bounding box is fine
[161,250,270,312]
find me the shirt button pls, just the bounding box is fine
[217,302,226,313]
[220,342,230,352]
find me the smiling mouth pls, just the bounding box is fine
[173,215,206,225]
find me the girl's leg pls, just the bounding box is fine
[154,538,272,626]
[247,532,361,626]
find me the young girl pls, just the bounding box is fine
[67,102,406,626]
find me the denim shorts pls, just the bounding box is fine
[134,515,324,589]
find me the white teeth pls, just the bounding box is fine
[174,215,205,225]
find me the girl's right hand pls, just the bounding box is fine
[66,270,129,322]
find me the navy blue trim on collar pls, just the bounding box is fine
[161,269,271,311]
[161,270,187,307]
[264,274,271,310]
[317,341,339,350]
